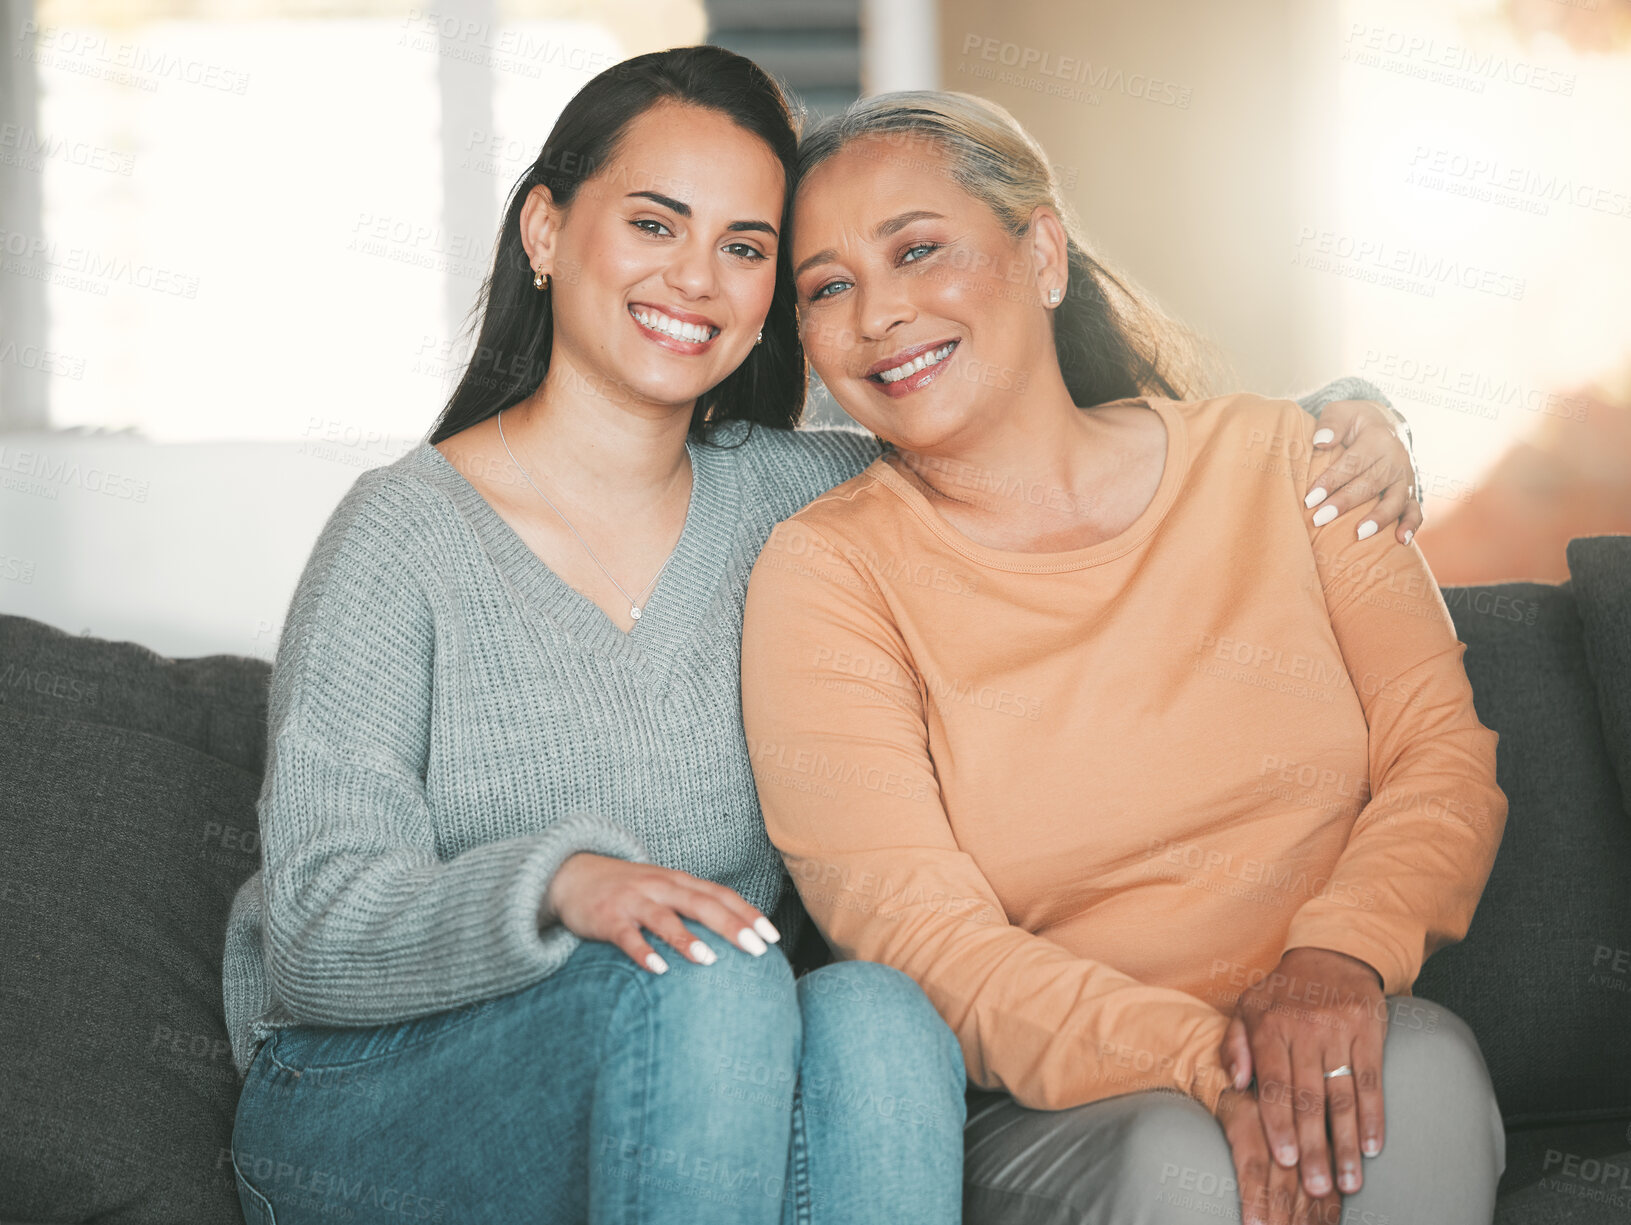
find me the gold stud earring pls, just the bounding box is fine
[534,266,549,290]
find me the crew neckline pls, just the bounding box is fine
[413,434,739,668]
[864,396,1189,573]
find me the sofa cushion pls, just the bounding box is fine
[1568,536,1631,817]
[1496,1118,1631,1224]
[1415,581,1631,1126]
[0,613,270,775]
[0,709,260,1225]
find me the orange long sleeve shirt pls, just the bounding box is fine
[740,393,1506,1114]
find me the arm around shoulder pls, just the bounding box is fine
[1278,416,1506,992]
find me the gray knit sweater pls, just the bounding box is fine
[222,379,1387,1078]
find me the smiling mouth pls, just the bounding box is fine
[869,341,958,384]
[629,305,720,345]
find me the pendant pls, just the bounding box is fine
[630,605,642,620]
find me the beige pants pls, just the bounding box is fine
[964,996,1506,1225]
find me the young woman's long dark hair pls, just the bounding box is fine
[430,46,806,446]
[794,91,1224,411]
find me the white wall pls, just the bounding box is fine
[937,0,1342,395]
[0,433,400,659]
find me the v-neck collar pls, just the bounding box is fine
[414,434,740,671]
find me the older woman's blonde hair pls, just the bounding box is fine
[795,90,1219,407]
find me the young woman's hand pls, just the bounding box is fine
[1215,1087,1345,1225]
[541,852,781,973]
[1219,947,1389,1202]
[1303,399,1423,544]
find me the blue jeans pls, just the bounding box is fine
[230,917,966,1224]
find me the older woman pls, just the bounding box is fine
[741,92,1505,1225]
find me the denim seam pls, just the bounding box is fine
[634,972,654,1224]
[788,1078,812,1225]
[230,1144,279,1224]
[604,966,655,1224]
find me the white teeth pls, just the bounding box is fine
[877,343,955,383]
[632,308,716,343]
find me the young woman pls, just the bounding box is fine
[740,92,1506,1225]
[222,48,1423,1225]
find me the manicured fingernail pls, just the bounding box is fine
[1340,1166,1359,1192]
[689,941,716,965]
[1403,529,1414,544]
[1309,1173,1330,1195]
[1304,486,1328,508]
[1278,1144,1298,1166]
[1312,428,1335,446]
[645,952,669,974]
[1363,1138,1381,1157]
[738,928,768,956]
[1312,504,1338,527]
[1357,519,1378,540]
[754,917,781,943]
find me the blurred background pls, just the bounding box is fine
[1,0,1627,656]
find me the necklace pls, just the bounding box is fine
[496,408,681,622]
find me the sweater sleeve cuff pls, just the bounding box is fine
[513,810,653,939]
[1295,375,1394,417]
[1280,915,1417,998]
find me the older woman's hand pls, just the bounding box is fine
[1215,1085,1345,1225]
[1220,946,1389,1202]
[1303,399,1423,544]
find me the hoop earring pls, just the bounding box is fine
[533,265,550,291]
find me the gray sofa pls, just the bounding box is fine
[2,536,1627,1224]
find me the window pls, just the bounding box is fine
[2,0,705,442]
